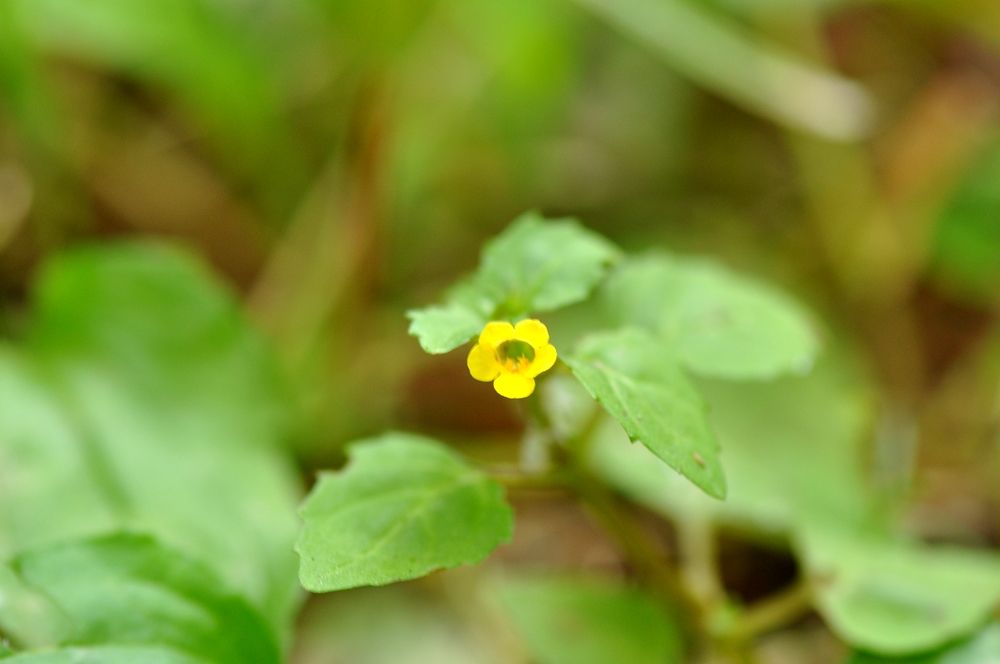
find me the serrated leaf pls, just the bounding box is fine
[848,623,1000,664]
[564,328,725,499]
[296,432,513,592]
[587,340,1000,655]
[11,533,280,664]
[0,243,301,638]
[405,304,486,354]
[587,341,873,535]
[801,524,1000,656]
[408,212,619,354]
[476,212,620,313]
[3,645,203,664]
[496,576,682,664]
[603,253,819,380]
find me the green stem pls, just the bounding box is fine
[567,464,705,641]
[726,579,814,642]
[488,466,570,491]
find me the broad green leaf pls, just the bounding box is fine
[0,243,301,639]
[0,643,12,657]
[475,212,620,313]
[848,623,1000,664]
[564,328,725,499]
[407,212,619,354]
[296,432,513,592]
[800,525,1000,656]
[406,304,486,355]
[603,253,819,380]
[496,576,682,664]
[12,534,279,664]
[3,645,203,664]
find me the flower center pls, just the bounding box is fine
[496,339,535,372]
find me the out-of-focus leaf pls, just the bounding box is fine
[0,1,61,156]
[565,328,725,499]
[0,562,68,649]
[801,525,1000,657]
[496,576,683,664]
[930,140,1000,303]
[12,533,279,664]
[848,622,1000,664]
[10,0,301,209]
[447,0,581,126]
[0,243,301,639]
[296,432,513,592]
[293,584,495,664]
[569,0,873,140]
[2,646,203,664]
[408,212,619,354]
[313,0,434,61]
[603,253,820,380]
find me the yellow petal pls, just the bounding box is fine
[513,319,549,348]
[493,372,535,399]
[525,343,557,378]
[467,344,501,382]
[479,321,515,348]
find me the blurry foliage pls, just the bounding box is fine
[3,0,1000,662]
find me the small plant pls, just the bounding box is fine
[295,211,833,659]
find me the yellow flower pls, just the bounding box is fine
[467,319,558,399]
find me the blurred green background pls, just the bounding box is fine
[6,0,1000,662]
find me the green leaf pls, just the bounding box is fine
[0,243,302,638]
[0,561,68,649]
[930,140,1000,303]
[407,212,619,354]
[475,212,620,313]
[3,645,203,664]
[294,585,496,664]
[296,432,513,592]
[603,253,819,380]
[848,623,1000,664]
[406,304,486,354]
[801,524,1000,656]
[10,0,292,173]
[564,328,725,499]
[11,533,279,664]
[496,576,682,664]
